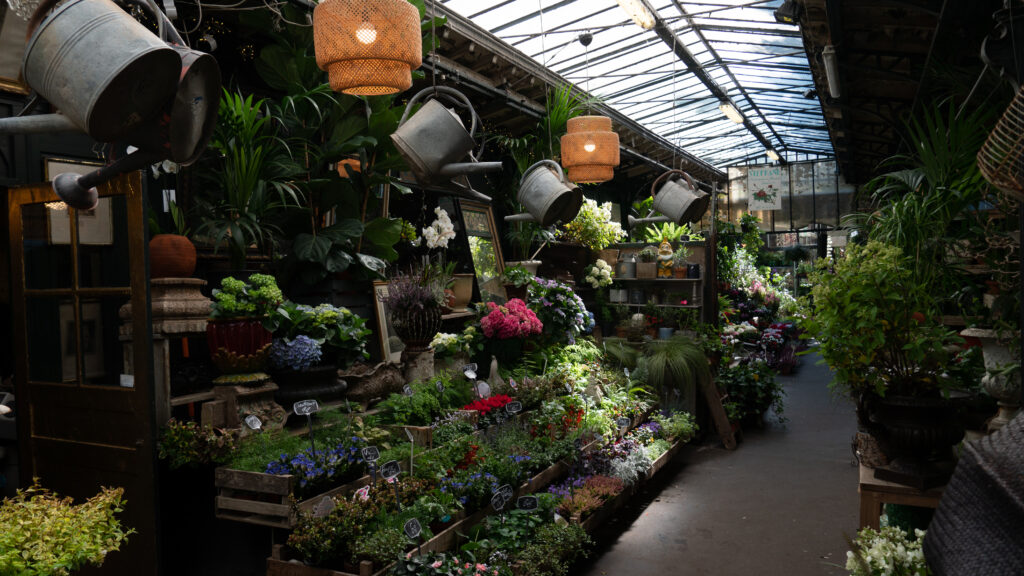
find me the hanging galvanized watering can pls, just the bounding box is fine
[391,86,502,201]
[504,160,582,227]
[22,0,182,142]
[0,0,221,209]
[650,169,710,224]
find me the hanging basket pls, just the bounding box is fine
[560,115,620,184]
[313,0,422,96]
[390,306,442,348]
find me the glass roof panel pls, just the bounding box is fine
[439,0,833,168]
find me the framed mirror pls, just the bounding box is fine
[459,200,505,303]
[372,280,403,363]
[0,5,30,94]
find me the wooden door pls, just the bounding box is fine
[8,173,157,575]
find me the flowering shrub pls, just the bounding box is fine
[479,299,543,339]
[265,301,371,368]
[438,471,500,510]
[528,278,590,344]
[626,421,662,446]
[210,273,283,318]
[430,332,471,358]
[264,437,365,497]
[158,418,235,469]
[846,526,929,576]
[422,207,456,249]
[269,335,322,371]
[390,553,502,576]
[718,360,785,422]
[463,394,513,416]
[721,321,758,345]
[558,198,626,251]
[583,259,613,289]
[0,484,133,576]
[759,328,786,351]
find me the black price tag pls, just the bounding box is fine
[517,496,539,511]
[403,384,414,396]
[498,484,514,501]
[403,518,422,540]
[362,446,380,462]
[381,460,401,480]
[616,417,631,429]
[505,401,522,415]
[312,496,335,518]
[462,363,478,379]
[573,438,583,451]
[435,380,445,394]
[244,415,262,430]
[490,492,507,511]
[293,399,320,416]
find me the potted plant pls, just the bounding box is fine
[149,200,196,279]
[636,246,658,279]
[264,301,372,403]
[381,266,446,350]
[502,264,534,301]
[583,259,614,290]
[672,245,690,279]
[506,220,556,275]
[527,277,591,346]
[552,197,627,279]
[207,273,283,374]
[477,297,544,365]
[802,241,965,485]
[194,90,304,271]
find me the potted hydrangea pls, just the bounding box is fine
[528,277,591,345]
[477,298,544,365]
[264,301,372,403]
[207,273,283,374]
[584,259,614,289]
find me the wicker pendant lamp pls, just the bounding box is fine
[560,115,620,183]
[313,0,422,96]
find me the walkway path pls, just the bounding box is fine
[580,352,860,576]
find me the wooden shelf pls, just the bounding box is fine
[619,303,701,309]
[616,277,702,283]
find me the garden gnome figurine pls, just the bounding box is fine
[657,238,674,278]
[488,355,505,393]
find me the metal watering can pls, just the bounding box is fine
[0,0,220,209]
[504,160,582,227]
[628,169,709,228]
[391,86,502,202]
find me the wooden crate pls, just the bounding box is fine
[215,468,295,529]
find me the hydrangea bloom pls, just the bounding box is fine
[479,299,543,339]
[268,335,322,371]
[584,259,614,288]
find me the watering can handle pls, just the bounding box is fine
[398,86,479,138]
[650,169,696,199]
[526,159,565,179]
[28,0,183,45]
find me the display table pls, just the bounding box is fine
[858,464,944,529]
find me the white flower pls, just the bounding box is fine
[422,207,456,249]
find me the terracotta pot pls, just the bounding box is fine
[391,306,442,348]
[673,267,687,279]
[150,234,196,278]
[451,273,474,312]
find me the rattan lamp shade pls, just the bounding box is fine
[313,0,422,96]
[978,84,1024,200]
[560,115,620,183]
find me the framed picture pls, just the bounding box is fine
[372,281,403,364]
[45,157,113,245]
[0,6,30,94]
[458,200,506,302]
[59,301,105,381]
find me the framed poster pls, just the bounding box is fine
[747,166,785,211]
[44,157,113,245]
[373,281,402,363]
[0,5,29,94]
[60,301,105,381]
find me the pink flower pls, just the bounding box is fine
[476,564,487,571]
[431,560,443,568]
[479,298,543,339]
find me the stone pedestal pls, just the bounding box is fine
[402,346,434,383]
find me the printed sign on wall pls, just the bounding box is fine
[747,166,785,211]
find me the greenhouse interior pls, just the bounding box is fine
[1,0,1023,574]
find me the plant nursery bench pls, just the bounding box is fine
[858,464,945,530]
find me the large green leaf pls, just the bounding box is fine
[324,249,354,274]
[321,219,364,244]
[363,217,403,248]
[293,234,332,263]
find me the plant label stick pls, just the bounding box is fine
[435,380,445,395]
[294,399,320,453]
[381,459,402,511]
[462,363,478,380]
[404,518,423,556]
[405,428,415,476]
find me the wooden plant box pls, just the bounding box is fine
[578,484,636,534]
[646,437,686,480]
[215,468,373,529]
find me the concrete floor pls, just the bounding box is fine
[580,352,861,576]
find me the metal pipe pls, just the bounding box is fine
[0,113,80,134]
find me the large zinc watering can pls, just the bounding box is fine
[391,86,502,202]
[628,170,709,228]
[504,160,582,227]
[0,0,221,209]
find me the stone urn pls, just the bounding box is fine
[961,328,1021,433]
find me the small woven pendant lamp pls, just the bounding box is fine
[560,115,620,183]
[313,0,422,96]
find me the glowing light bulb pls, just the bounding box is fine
[355,21,377,44]
[584,140,596,153]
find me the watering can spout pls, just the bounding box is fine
[437,161,504,178]
[504,213,539,223]
[0,114,81,135]
[627,215,672,229]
